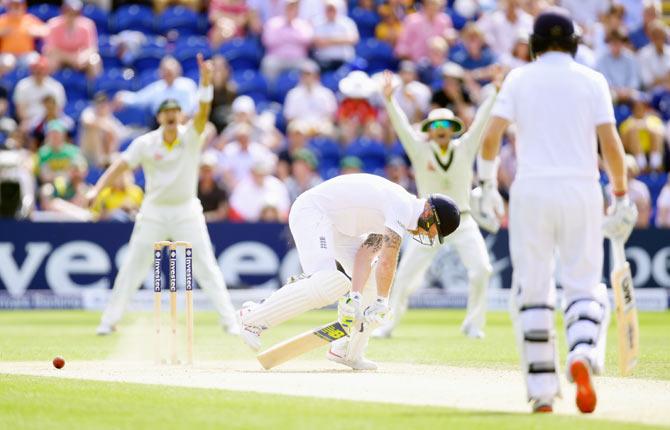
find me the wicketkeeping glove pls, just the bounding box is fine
[603,195,637,243]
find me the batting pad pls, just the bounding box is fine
[242,270,351,329]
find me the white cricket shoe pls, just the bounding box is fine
[96,323,116,336]
[531,397,554,413]
[371,324,393,339]
[238,302,263,351]
[220,314,241,336]
[461,324,485,339]
[326,347,378,371]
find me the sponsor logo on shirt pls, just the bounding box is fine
[319,236,327,249]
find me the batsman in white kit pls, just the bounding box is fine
[375,70,498,339]
[238,173,460,369]
[87,54,239,335]
[477,10,637,413]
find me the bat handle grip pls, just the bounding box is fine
[611,238,626,269]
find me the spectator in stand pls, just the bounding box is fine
[655,174,670,227]
[339,155,363,174]
[39,154,89,218]
[385,156,415,193]
[283,60,337,132]
[248,0,285,33]
[229,153,290,221]
[13,57,66,130]
[607,154,651,228]
[210,55,237,133]
[116,56,198,117]
[276,119,309,180]
[630,0,661,50]
[260,0,313,83]
[393,60,431,122]
[0,85,17,146]
[43,0,100,78]
[312,0,359,72]
[476,0,533,59]
[376,0,413,47]
[80,92,129,168]
[620,93,665,172]
[591,3,626,58]
[258,204,281,222]
[449,23,497,83]
[220,95,282,149]
[499,30,530,70]
[596,27,640,104]
[559,0,608,38]
[637,20,670,90]
[90,170,143,221]
[209,0,249,47]
[283,148,322,202]
[417,36,448,84]
[36,120,81,185]
[430,62,472,119]
[395,0,452,63]
[300,0,347,26]
[216,122,275,189]
[28,94,74,150]
[0,0,47,75]
[198,152,229,222]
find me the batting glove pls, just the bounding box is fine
[603,195,637,243]
[363,299,392,327]
[338,292,363,332]
[471,181,504,233]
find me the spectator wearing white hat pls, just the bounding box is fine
[219,95,282,149]
[312,0,359,72]
[284,61,338,132]
[261,0,313,82]
[229,153,291,221]
[393,60,432,122]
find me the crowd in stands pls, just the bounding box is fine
[0,0,669,228]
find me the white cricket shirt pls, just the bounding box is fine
[492,52,615,180]
[300,173,426,237]
[122,124,204,207]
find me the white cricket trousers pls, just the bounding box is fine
[509,178,610,401]
[388,214,492,333]
[100,199,236,327]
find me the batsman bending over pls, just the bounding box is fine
[375,69,499,339]
[238,173,460,370]
[87,54,239,335]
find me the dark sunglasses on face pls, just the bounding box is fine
[429,120,452,130]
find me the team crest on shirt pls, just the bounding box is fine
[153,151,164,161]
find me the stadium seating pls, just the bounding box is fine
[52,69,89,101]
[349,7,380,40]
[93,68,135,96]
[82,3,109,34]
[0,67,28,94]
[308,136,342,179]
[28,3,59,22]
[157,6,202,37]
[345,137,387,173]
[355,39,397,73]
[270,70,300,103]
[232,69,268,103]
[114,104,152,127]
[218,38,264,71]
[174,36,213,75]
[110,5,155,34]
[133,43,167,74]
[64,99,88,123]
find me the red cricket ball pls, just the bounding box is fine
[52,356,65,369]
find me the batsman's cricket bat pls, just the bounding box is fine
[610,238,639,376]
[256,321,348,370]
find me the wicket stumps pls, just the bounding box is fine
[153,241,194,365]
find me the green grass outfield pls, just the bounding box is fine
[0,309,669,429]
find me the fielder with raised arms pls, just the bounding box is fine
[477,10,637,413]
[375,69,499,339]
[238,173,460,369]
[87,54,239,336]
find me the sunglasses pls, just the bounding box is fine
[429,120,453,130]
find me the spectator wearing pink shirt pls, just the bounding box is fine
[44,0,100,78]
[261,0,313,82]
[395,0,451,63]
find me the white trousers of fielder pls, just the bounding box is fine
[386,214,492,334]
[508,178,610,402]
[100,199,237,328]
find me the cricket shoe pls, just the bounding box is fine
[221,314,241,336]
[531,398,554,414]
[371,323,393,339]
[326,348,378,371]
[569,357,597,413]
[238,302,264,351]
[96,323,116,336]
[461,324,485,339]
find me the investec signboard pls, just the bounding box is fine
[0,222,668,310]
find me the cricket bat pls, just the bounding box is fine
[610,238,639,376]
[256,321,348,370]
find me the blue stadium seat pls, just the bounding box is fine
[98,39,123,69]
[321,65,351,92]
[651,88,670,121]
[639,173,668,205]
[86,166,103,185]
[447,7,468,31]
[218,37,264,71]
[346,137,387,173]
[232,69,268,103]
[349,7,380,39]
[174,36,212,75]
[0,67,28,93]
[136,69,160,90]
[52,69,89,101]
[157,6,200,36]
[355,39,397,73]
[308,136,342,179]
[614,103,632,125]
[63,99,88,122]
[114,105,152,127]
[133,43,167,74]
[93,68,134,96]
[110,5,155,34]
[83,3,109,34]
[270,69,300,103]
[28,4,60,22]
